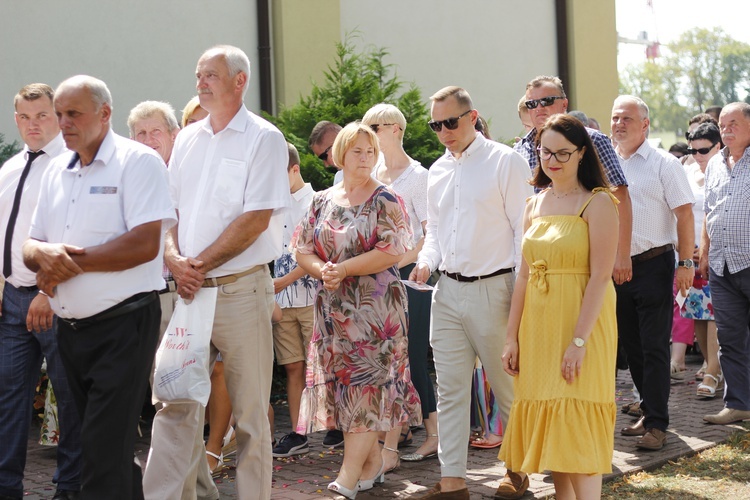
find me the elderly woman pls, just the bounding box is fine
[361,104,437,470]
[684,123,721,398]
[292,122,421,498]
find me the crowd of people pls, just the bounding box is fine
[1,43,749,500]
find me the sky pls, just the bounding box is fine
[616,0,750,71]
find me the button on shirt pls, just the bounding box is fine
[29,130,177,318]
[704,146,750,276]
[169,105,290,276]
[274,183,316,308]
[418,133,533,275]
[0,133,66,288]
[616,140,694,256]
[516,127,628,188]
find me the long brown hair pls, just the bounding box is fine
[531,114,609,190]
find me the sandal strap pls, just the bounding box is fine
[206,450,222,460]
[383,446,399,454]
[704,373,720,384]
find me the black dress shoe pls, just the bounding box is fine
[621,415,647,436]
[52,489,80,500]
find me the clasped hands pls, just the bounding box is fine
[33,243,86,297]
[168,255,206,300]
[321,261,347,291]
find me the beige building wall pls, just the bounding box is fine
[0,1,262,141]
[566,0,619,130]
[272,0,340,111]
[337,0,560,142]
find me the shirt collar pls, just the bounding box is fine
[522,128,537,146]
[199,105,249,135]
[446,132,484,160]
[23,132,66,159]
[621,139,653,161]
[292,182,313,201]
[66,129,115,170]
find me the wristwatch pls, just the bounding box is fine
[678,259,695,269]
[572,337,586,348]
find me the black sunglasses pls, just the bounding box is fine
[370,123,396,133]
[317,144,332,162]
[428,110,472,132]
[687,144,717,155]
[524,96,565,110]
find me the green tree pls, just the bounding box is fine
[668,28,750,111]
[620,60,687,133]
[0,133,21,166]
[267,35,442,190]
[619,28,750,134]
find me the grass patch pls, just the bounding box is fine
[601,423,750,499]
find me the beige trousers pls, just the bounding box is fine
[430,272,515,479]
[143,267,275,499]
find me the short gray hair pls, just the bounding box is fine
[57,75,112,109]
[201,45,251,97]
[614,95,649,120]
[127,101,179,136]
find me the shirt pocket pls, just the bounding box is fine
[85,195,121,233]
[213,158,246,206]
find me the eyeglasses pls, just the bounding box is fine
[537,147,580,163]
[370,123,396,133]
[524,96,565,110]
[428,110,472,132]
[687,144,717,155]
[317,145,333,162]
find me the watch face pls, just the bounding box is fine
[573,337,585,347]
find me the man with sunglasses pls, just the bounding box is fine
[309,120,344,185]
[701,102,750,425]
[515,76,634,288]
[409,86,532,499]
[611,95,694,451]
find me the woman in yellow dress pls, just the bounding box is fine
[499,114,619,500]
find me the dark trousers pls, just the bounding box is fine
[57,293,160,500]
[615,251,674,431]
[709,265,750,411]
[400,264,437,417]
[0,284,82,497]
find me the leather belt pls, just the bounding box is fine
[201,264,266,288]
[159,279,177,295]
[442,267,513,283]
[59,291,158,331]
[15,284,39,293]
[631,244,674,265]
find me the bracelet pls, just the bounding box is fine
[38,290,49,297]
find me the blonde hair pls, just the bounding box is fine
[362,103,407,141]
[331,122,380,170]
[181,96,203,128]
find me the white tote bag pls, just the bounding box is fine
[153,287,218,405]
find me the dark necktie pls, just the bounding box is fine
[3,150,44,278]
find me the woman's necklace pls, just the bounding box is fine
[549,186,580,199]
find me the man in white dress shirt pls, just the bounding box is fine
[0,83,82,500]
[611,95,694,451]
[409,86,532,499]
[23,75,175,499]
[142,45,289,500]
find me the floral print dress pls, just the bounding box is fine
[292,185,422,433]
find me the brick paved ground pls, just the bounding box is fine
[20,353,745,499]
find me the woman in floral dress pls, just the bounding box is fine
[292,122,421,498]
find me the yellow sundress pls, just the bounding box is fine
[498,188,617,474]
